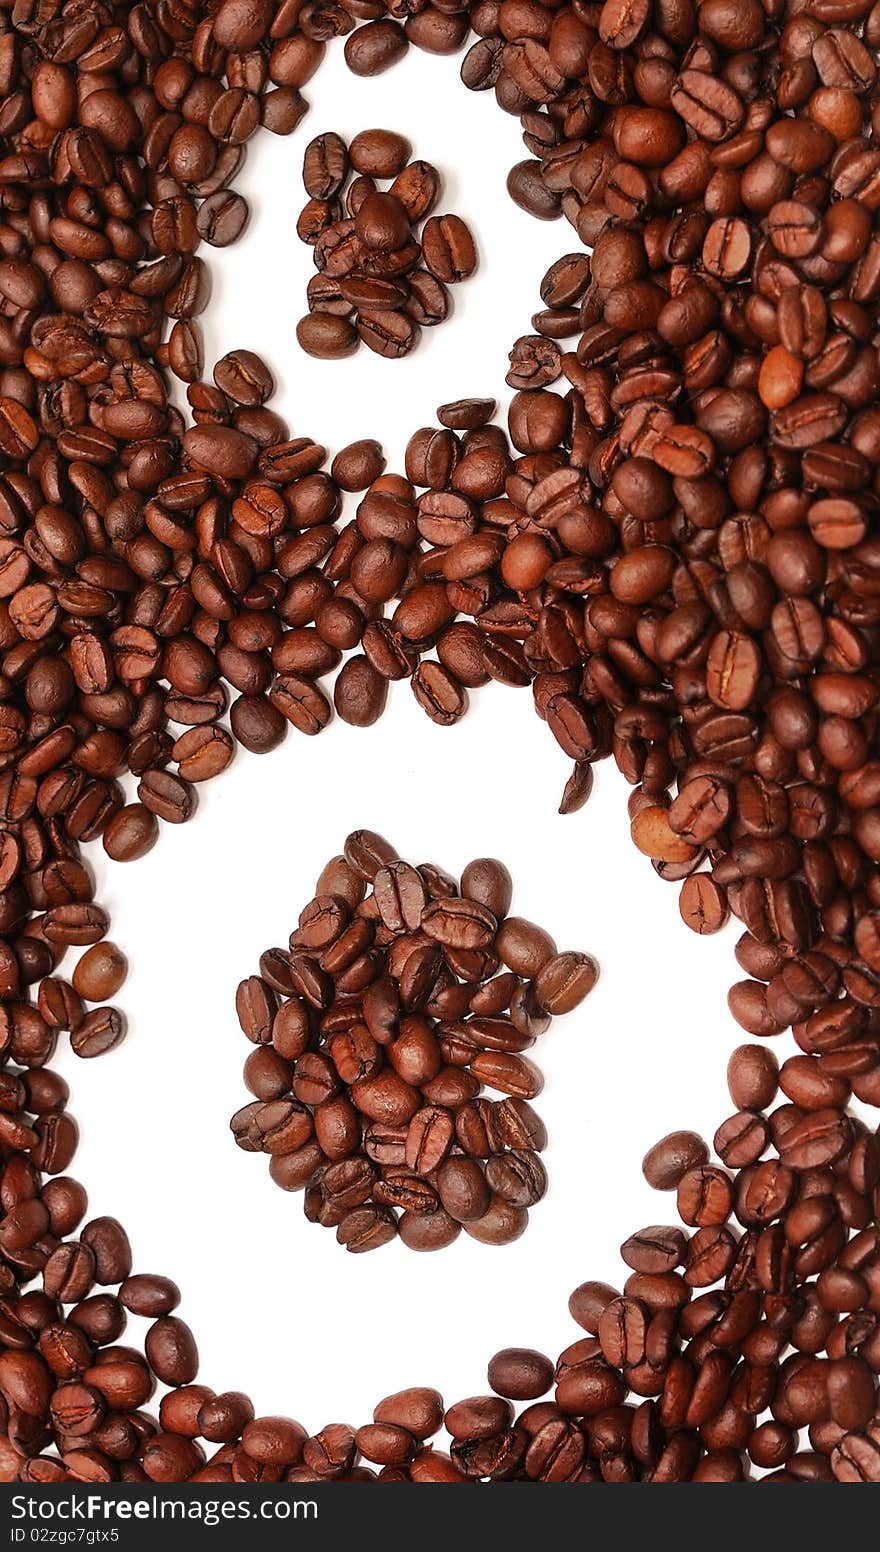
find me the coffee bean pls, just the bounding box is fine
[727,1046,779,1111]
[437,398,495,431]
[464,1196,528,1246]
[72,943,126,1003]
[134,771,190,825]
[350,130,412,179]
[331,439,386,492]
[533,952,598,1013]
[197,190,249,246]
[507,161,561,220]
[496,919,556,978]
[303,134,349,200]
[344,21,408,77]
[70,1007,126,1059]
[336,1204,398,1252]
[405,1107,454,1174]
[102,804,159,863]
[642,1131,710,1191]
[460,859,512,920]
[213,349,273,406]
[391,162,441,222]
[678,875,729,935]
[398,1210,461,1252]
[230,695,287,755]
[355,192,410,253]
[436,1156,489,1222]
[296,313,358,360]
[492,1098,548,1153]
[333,657,388,726]
[487,1348,554,1402]
[357,310,420,359]
[470,1051,543,1100]
[485,1149,547,1206]
[421,216,477,283]
[144,1317,198,1387]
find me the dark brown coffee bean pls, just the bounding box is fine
[336,1204,398,1252]
[405,1107,454,1174]
[349,130,411,179]
[72,944,126,1003]
[422,897,497,951]
[391,161,441,221]
[679,875,729,935]
[197,190,249,246]
[303,133,349,200]
[296,313,358,360]
[357,310,420,360]
[421,216,477,284]
[344,21,408,77]
[102,804,159,863]
[533,952,598,1013]
[70,1007,125,1059]
[643,1132,710,1191]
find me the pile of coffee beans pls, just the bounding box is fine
[4,1009,880,1482]
[231,832,596,1252]
[296,131,477,360]
[2,0,880,1487]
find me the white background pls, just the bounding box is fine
[56,47,780,1433]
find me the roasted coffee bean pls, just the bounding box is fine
[296,313,358,360]
[438,1156,491,1222]
[331,440,386,493]
[488,1349,554,1402]
[102,804,159,863]
[485,1150,547,1207]
[643,1132,710,1192]
[71,1007,126,1059]
[679,875,729,935]
[303,134,349,201]
[350,131,412,180]
[345,21,408,77]
[421,216,477,284]
[197,191,249,247]
[357,310,420,359]
[72,944,126,1004]
[534,952,598,1013]
[464,1196,529,1246]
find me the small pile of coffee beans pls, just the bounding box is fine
[230,831,597,1251]
[295,131,478,360]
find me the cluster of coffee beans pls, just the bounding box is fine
[4,1007,880,1482]
[38,940,128,1064]
[295,130,477,360]
[231,832,597,1252]
[2,0,880,1486]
